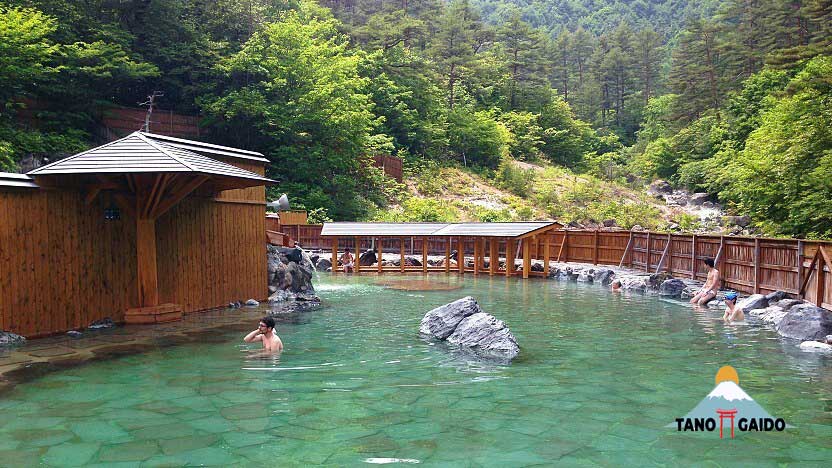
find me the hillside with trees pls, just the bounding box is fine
[1,0,830,237]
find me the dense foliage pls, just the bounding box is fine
[0,0,830,235]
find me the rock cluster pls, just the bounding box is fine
[0,330,26,348]
[267,245,320,304]
[419,296,519,361]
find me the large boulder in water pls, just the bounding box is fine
[359,249,377,266]
[315,258,332,271]
[748,306,788,326]
[419,296,481,340]
[659,279,687,297]
[446,313,519,360]
[593,268,615,285]
[775,304,832,341]
[737,294,768,313]
[267,244,317,300]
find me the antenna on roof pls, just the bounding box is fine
[138,91,164,132]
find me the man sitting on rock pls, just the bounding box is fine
[339,248,355,273]
[689,258,721,305]
[722,292,744,322]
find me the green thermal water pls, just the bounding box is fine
[1,274,831,466]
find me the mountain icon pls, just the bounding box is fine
[673,380,776,427]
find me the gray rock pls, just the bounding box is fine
[702,201,715,208]
[277,246,304,264]
[659,279,687,297]
[748,306,788,326]
[724,215,752,228]
[620,276,648,292]
[776,299,803,311]
[631,225,646,231]
[737,294,768,312]
[359,249,377,266]
[0,331,26,347]
[775,304,832,341]
[419,296,482,340]
[316,258,332,271]
[648,179,673,195]
[531,262,544,272]
[689,193,710,205]
[799,341,832,352]
[67,330,83,338]
[602,219,617,227]
[228,301,242,309]
[446,312,519,360]
[577,270,593,282]
[593,268,615,285]
[88,317,115,330]
[245,299,259,307]
[648,272,672,290]
[765,291,787,302]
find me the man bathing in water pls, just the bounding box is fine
[722,292,744,322]
[244,316,283,352]
[689,258,721,305]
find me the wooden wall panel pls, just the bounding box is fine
[0,179,266,337]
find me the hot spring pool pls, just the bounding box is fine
[1,274,831,466]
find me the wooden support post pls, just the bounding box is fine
[400,238,406,273]
[522,239,531,279]
[655,234,671,274]
[506,239,515,277]
[458,237,465,275]
[544,233,551,277]
[422,237,428,274]
[593,230,599,265]
[377,237,383,273]
[355,236,361,275]
[645,232,651,272]
[331,237,338,275]
[691,234,697,279]
[796,240,804,297]
[753,237,761,294]
[489,239,498,275]
[799,250,821,300]
[619,231,633,268]
[136,218,159,307]
[816,251,825,308]
[445,236,451,274]
[667,234,673,276]
[715,236,725,275]
[473,237,480,276]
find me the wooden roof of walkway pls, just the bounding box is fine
[321,221,560,239]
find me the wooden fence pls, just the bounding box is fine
[280,223,830,309]
[372,155,403,182]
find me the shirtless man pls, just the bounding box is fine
[690,258,721,305]
[722,292,744,322]
[244,316,283,352]
[339,248,355,273]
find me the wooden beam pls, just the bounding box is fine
[667,234,674,276]
[796,240,804,297]
[136,218,159,307]
[619,231,633,268]
[444,236,451,273]
[646,232,652,272]
[355,236,360,275]
[505,239,514,277]
[422,237,428,274]
[798,249,820,299]
[458,237,465,275]
[556,232,567,263]
[331,238,338,274]
[816,251,826,309]
[489,238,498,275]
[473,237,480,276]
[522,239,531,279]
[655,234,671,274]
[400,238,406,273]
[543,234,551,276]
[112,193,136,219]
[152,175,209,219]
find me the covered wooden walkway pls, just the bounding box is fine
[320,222,562,278]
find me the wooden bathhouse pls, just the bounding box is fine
[0,132,273,337]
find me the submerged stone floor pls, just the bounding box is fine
[0,307,269,395]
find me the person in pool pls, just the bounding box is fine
[244,316,284,352]
[689,258,721,305]
[339,248,355,273]
[722,292,744,322]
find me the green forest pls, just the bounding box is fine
[1,0,831,237]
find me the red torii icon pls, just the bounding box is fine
[716,409,738,439]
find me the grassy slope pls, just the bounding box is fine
[371,160,672,229]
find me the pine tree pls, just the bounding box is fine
[497,12,549,110]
